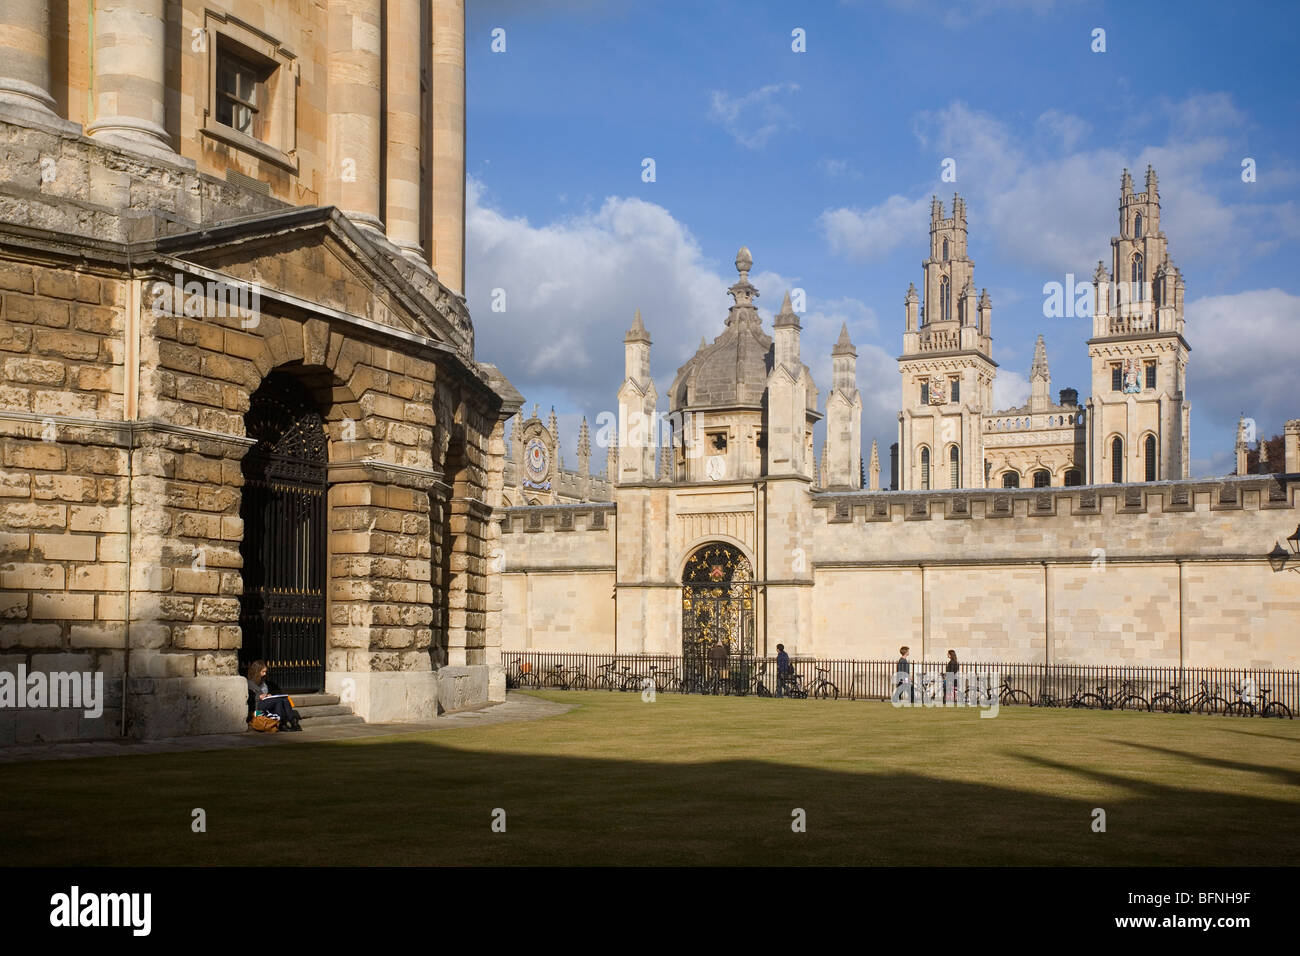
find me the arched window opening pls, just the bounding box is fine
[1033,469,1051,488]
[942,238,949,260]
[1134,213,1143,238]
[920,447,931,490]
[1064,470,1082,487]
[1132,253,1144,301]
[1111,436,1124,483]
[949,445,960,489]
[1144,435,1157,482]
[939,276,951,321]
[1001,471,1020,489]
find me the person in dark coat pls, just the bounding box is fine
[708,639,729,694]
[776,643,792,698]
[944,649,960,704]
[896,646,913,704]
[246,660,302,731]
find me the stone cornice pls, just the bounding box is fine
[327,458,448,492]
[0,410,256,452]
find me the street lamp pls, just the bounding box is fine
[1268,525,1300,573]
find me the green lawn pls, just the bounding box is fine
[2,691,1298,866]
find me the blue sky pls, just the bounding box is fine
[463,0,1300,478]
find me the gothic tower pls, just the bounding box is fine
[1086,166,1190,483]
[615,309,658,483]
[898,194,997,489]
[824,324,862,489]
[766,291,810,477]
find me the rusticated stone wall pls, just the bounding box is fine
[0,118,515,744]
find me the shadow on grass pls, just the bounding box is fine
[1103,739,1300,786]
[1,731,1298,866]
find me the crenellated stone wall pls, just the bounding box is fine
[500,504,616,654]
[498,475,1300,671]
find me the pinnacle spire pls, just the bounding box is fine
[624,308,651,344]
[726,246,759,319]
[1030,334,1049,381]
[832,322,856,356]
[775,289,800,328]
[577,416,591,457]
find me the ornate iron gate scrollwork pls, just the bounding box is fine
[681,542,755,689]
[239,372,328,693]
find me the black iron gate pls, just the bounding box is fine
[238,372,328,693]
[681,542,755,692]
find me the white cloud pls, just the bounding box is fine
[819,194,931,261]
[819,158,859,179]
[468,180,886,463]
[880,0,1072,28]
[992,370,1031,412]
[1185,288,1300,472]
[819,95,1300,281]
[707,83,801,149]
[1035,109,1091,154]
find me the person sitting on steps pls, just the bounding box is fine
[246,660,303,732]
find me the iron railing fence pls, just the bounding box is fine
[503,652,1300,713]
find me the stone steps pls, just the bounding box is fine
[295,703,353,718]
[279,692,365,729]
[291,693,341,708]
[299,713,366,728]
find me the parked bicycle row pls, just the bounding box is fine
[507,656,1294,718]
[910,675,1293,717]
[506,658,840,698]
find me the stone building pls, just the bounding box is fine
[0,0,519,743]
[500,186,1300,672]
[899,169,1188,490]
[501,405,612,507]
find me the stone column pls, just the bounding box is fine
[385,0,426,263]
[86,0,175,158]
[0,0,58,118]
[327,0,384,233]
[429,0,465,293]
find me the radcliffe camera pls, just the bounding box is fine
[0,0,1296,937]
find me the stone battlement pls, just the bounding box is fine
[814,474,1295,524]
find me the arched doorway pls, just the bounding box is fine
[239,371,329,693]
[681,542,755,685]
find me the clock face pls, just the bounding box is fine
[706,455,726,481]
[525,438,550,481]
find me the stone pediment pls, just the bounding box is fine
[150,206,472,355]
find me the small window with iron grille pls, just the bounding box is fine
[1111,364,1122,392]
[1145,362,1156,390]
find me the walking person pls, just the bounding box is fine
[896,645,913,704]
[944,649,960,704]
[708,638,729,695]
[776,643,792,698]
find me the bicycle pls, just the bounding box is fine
[616,663,664,692]
[1149,680,1229,715]
[1225,685,1293,719]
[782,667,839,700]
[995,677,1032,706]
[505,658,539,689]
[1036,683,1106,709]
[591,661,623,692]
[1096,679,1150,712]
[540,663,586,690]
